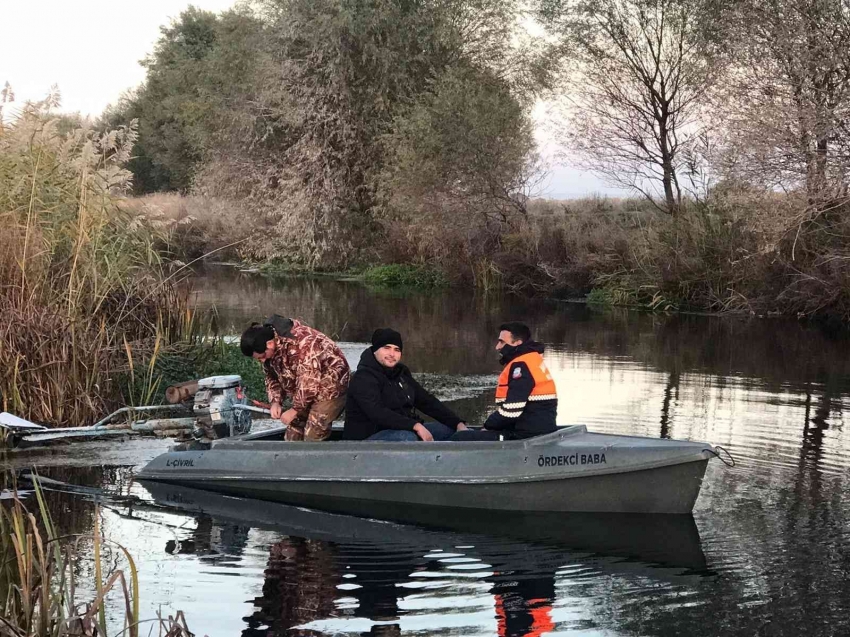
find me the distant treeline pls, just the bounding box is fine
[105,0,850,321]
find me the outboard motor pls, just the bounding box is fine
[191,375,252,441]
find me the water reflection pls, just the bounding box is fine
[192,267,850,385]
[491,577,554,637]
[245,536,340,636]
[137,482,707,636]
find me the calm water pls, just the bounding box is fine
[5,267,850,636]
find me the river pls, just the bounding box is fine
[5,266,850,636]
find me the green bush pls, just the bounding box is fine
[152,340,267,404]
[362,264,449,288]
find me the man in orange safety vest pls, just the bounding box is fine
[452,322,558,441]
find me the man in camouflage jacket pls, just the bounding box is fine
[241,315,350,441]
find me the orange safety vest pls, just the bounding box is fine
[495,352,557,403]
[527,599,555,637]
[495,594,555,637]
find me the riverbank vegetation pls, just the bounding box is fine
[0,94,205,428]
[55,0,850,323]
[363,265,449,288]
[0,478,194,636]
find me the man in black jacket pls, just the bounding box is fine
[344,328,468,441]
[452,322,558,441]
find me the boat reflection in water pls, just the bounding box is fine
[140,482,708,636]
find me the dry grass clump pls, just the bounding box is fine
[0,95,194,427]
[515,192,778,309]
[512,187,850,320]
[508,196,652,295]
[768,195,850,320]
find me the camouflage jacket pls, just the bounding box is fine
[263,319,350,414]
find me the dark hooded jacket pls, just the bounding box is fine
[343,347,463,440]
[483,340,558,438]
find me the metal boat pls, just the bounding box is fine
[137,425,722,514]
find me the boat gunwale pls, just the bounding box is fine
[211,425,714,453]
[136,451,712,484]
[217,424,592,448]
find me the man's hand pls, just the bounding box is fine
[270,402,283,420]
[455,422,469,431]
[412,423,434,441]
[280,408,299,426]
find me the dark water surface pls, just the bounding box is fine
[6,267,850,636]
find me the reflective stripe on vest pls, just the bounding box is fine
[495,352,556,402]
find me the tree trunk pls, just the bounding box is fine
[814,136,828,202]
[805,138,829,205]
[659,120,679,216]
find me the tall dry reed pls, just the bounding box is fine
[0,476,196,636]
[0,93,194,427]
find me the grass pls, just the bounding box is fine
[0,476,195,636]
[252,260,359,279]
[362,264,449,288]
[586,287,635,307]
[586,286,678,312]
[119,186,850,324]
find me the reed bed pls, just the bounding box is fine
[0,477,196,636]
[0,95,195,428]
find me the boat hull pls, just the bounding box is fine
[142,459,706,514]
[137,426,713,514]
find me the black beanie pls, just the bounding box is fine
[371,328,403,352]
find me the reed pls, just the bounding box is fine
[0,93,194,428]
[0,476,195,636]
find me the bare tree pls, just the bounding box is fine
[539,0,720,215]
[718,0,850,204]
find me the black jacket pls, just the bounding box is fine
[484,340,558,438]
[343,348,463,440]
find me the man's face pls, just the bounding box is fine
[496,330,522,352]
[374,344,402,368]
[252,339,276,363]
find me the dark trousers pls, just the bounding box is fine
[367,422,455,442]
[450,428,513,441]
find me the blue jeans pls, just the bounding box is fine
[367,422,455,441]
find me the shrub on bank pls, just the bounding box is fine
[515,191,778,312]
[152,340,267,403]
[368,187,850,321]
[514,188,850,321]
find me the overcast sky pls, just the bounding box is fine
[2,0,625,199]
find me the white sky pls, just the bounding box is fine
[1,0,624,198]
